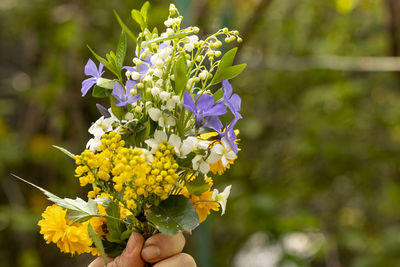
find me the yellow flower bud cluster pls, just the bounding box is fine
[134,141,179,200]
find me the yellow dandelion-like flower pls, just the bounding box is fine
[57,221,93,255]
[38,204,94,255]
[38,204,67,244]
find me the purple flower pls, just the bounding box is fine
[183,92,227,129]
[219,117,240,154]
[204,116,223,131]
[81,59,104,96]
[112,81,141,107]
[217,80,242,119]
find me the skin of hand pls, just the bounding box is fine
[88,232,196,267]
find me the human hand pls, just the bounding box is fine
[88,232,196,267]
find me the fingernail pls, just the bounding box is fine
[142,245,160,260]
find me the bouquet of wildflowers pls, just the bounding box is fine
[15,2,245,263]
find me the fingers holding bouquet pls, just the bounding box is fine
[88,232,195,267]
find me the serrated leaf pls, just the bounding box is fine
[116,31,127,68]
[92,85,112,98]
[114,10,137,43]
[52,145,75,159]
[211,64,247,85]
[88,223,108,264]
[185,178,210,196]
[105,200,122,242]
[131,9,146,30]
[12,174,98,223]
[146,195,199,235]
[173,53,188,95]
[140,2,150,24]
[142,30,197,47]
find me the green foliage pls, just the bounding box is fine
[147,195,199,235]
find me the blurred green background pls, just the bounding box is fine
[2,0,400,266]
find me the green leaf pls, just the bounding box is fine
[211,64,247,85]
[11,174,98,223]
[131,9,146,30]
[185,178,210,196]
[114,10,137,43]
[213,88,224,101]
[87,46,120,77]
[173,53,188,95]
[146,195,199,235]
[142,30,197,46]
[116,31,127,68]
[110,95,125,121]
[92,85,112,98]
[140,2,150,24]
[88,223,108,265]
[218,48,238,70]
[104,199,122,243]
[52,145,75,159]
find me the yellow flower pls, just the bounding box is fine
[38,204,67,244]
[181,188,219,223]
[57,222,93,255]
[38,204,95,255]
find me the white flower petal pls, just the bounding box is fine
[154,130,167,142]
[148,108,161,122]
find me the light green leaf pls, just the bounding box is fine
[92,85,112,98]
[211,64,247,85]
[213,88,224,101]
[12,174,98,223]
[140,2,150,24]
[88,223,108,265]
[131,9,146,30]
[52,145,75,159]
[142,30,197,47]
[147,195,199,235]
[173,53,188,95]
[116,31,127,68]
[218,48,238,70]
[114,10,137,43]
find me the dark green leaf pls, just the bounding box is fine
[116,31,127,68]
[147,195,199,235]
[105,200,122,242]
[186,177,210,196]
[131,9,146,30]
[92,85,112,98]
[174,53,188,95]
[114,10,137,43]
[88,223,108,265]
[211,64,247,85]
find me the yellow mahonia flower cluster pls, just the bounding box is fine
[134,141,179,200]
[38,204,99,256]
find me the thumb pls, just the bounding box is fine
[108,232,145,267]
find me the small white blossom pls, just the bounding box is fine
[151,86,161,97]
[153,68,163,78]
[148,108,176,127]
[212,185,232,215]
[131,71,140,80]
[192,155,210,174]
[207,137,236,166]
[160,91,170,101]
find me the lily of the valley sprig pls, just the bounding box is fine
[16,2,246,263]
